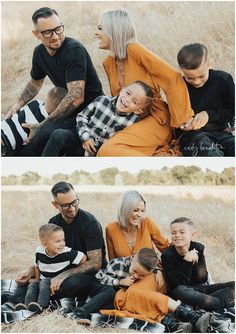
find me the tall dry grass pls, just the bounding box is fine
[1,1,235,118]
[1,186,235,332]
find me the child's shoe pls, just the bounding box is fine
[28,302,43,313]
[15,303,27,311]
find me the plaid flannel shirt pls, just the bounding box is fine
[76,95,139,154]
[95,256,132,287]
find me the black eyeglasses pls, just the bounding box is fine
[56,198,79,210]
[38,24,64,38]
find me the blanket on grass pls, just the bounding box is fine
[1,280,165,332]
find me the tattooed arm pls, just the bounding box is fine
[50,248,102,295]
[5,78,44,119]
[21,80,85,140]
[47,80,85,121]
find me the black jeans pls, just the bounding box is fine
[52,275,115,316]
[179,130,235,156]
[8,279,51,308]
[171,281,235,311]
[77,278,116,318]
[42,129,84,156]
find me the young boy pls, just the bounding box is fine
[42,80,153,156]
[6,224,86,313]
[176,43,235,156]
[161,217,235,314]
[1,87,67,156]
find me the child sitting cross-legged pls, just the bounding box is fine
[6,224,86,313]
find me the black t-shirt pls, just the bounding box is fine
[184,69,235,131]
[161,241,208,291]
[48,208,107,269]
[31,37,103,105]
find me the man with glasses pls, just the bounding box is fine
[6,7,103,156]
[10,181,115,323]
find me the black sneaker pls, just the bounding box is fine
[69,311,91,325]
[15,303,27,311]
[28,302,43,313]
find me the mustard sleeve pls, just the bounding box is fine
[148,218,170,252]
[105,225,116,261]
[128,43,194,127]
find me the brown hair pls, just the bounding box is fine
[170,217,194,227]
[177,43,208,70]
[39,223,63,241]
[136,248,158,272]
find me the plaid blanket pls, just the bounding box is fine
[1,279,165,332]
[1,280,75,324]
[90,313,165,332]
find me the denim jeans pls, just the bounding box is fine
[8,279,51,308]
[179,130,235,156]
[171,281,235,311]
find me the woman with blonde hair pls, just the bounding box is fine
[105,190,169,261]
[96,9,193,156]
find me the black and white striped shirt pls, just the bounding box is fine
[76,95,139,155]
[1,100,48,150]
[35,245,84,279]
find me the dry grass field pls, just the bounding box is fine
[1,1,235,118]
[1,185,235,333]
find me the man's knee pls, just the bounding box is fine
[49,129,70,145]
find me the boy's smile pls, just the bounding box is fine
[116,83,148,114]
[171,222,194,250]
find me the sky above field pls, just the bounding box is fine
[1,157,234,176]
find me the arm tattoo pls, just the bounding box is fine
[56,249,102,279]
[48,80,84,121]
[21,79,43,104]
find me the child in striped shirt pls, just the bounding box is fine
[1,87,67,156]
[6,224,86,313]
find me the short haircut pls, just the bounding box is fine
[51,181,75,198]
[101,9,136,59]
[177,43,208,70]
[32,7,58,25]
[170,217,194,227]
[46,87,68,108]
[136,248,158,272]
[117,190,146,228]
[130,81,154,101]
[39,223,63,241]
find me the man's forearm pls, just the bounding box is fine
[21,79,43,105]
[48,80,84,121]
[57,260,100,280]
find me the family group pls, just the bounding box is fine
[1,6,234,157]
[2,182,235,333]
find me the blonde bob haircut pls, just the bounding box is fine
[117,190,146,228]
[101,9,136,60]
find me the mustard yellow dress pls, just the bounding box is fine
[101,218,170,323]
[97,42,193,156]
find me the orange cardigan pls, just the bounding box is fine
[105,217,170,260]
[103,42,193,128]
